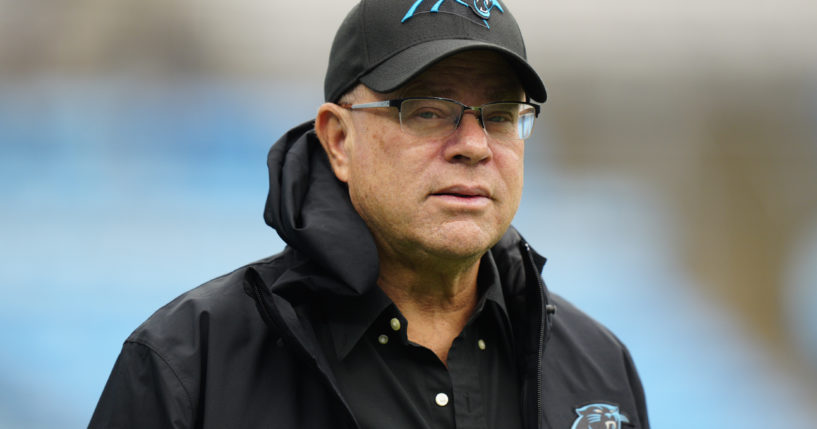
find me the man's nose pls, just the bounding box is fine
[444,111,491,164]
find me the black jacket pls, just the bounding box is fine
[90,122,649,429]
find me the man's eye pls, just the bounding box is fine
[412,109,444,120]
[486,112,513,123]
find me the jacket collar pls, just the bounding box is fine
[264,122,380,296]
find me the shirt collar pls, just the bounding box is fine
[327,284,392,360]
[328,251,510,360]
[475,249,509,320]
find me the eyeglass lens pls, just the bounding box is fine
[398,99,536,140]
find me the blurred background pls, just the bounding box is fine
[1,0,816,427]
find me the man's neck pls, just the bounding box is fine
[376,256,482,365]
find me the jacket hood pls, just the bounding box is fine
[264,120,380,295]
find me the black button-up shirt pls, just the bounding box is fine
[316,253,522,429]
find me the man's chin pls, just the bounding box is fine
[420,225,501,261]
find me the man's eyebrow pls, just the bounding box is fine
[487,88,526,101]
[397,81,455,98]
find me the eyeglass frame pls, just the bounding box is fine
[338,96,541,141]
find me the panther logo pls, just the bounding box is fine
[457,0,504,19]
[402,0,504,25]
[571,403,630,429]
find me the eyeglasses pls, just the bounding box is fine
[340,97,540,141]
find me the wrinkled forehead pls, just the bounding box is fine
[394,50,525,100]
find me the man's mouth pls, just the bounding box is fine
[430,186,491,203]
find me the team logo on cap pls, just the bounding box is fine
[464,0,504,18]
[402,0,504,27]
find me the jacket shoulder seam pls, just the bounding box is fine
[124,338,195,414]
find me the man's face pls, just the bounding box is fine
[341,51,526,266]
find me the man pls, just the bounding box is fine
[91,1,649,428]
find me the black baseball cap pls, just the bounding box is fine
[324,0,547,103]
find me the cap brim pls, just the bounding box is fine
[359,39,547,103]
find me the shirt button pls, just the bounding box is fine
[377,334,389,345]
[478,339,486,350]
[435,393,449,407]
[390,317,401,331]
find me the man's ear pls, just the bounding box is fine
[315,103,352,183]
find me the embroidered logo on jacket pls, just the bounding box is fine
[571,403,630,429]
[402,0,504,27]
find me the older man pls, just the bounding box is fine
[90,1,649,428]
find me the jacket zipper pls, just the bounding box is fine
[523,242,553,429]
[245,268,361,429]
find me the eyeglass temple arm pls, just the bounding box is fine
[338,100,402,110]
